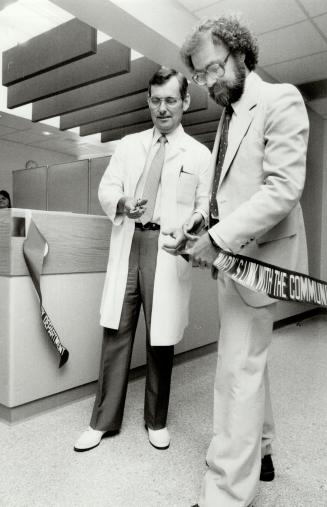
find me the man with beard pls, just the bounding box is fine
[74,67,211,453]
[164,15,309,507]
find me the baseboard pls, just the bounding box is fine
[273,307,324,330]
[0,382,97,425]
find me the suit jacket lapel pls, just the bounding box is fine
[218,72,261,188]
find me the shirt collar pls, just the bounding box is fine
[152,124,184,146]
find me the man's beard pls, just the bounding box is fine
[209,59,246,107]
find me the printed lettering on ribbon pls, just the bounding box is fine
[214,251,327,307]
[23,219,69,368]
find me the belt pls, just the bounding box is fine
[135,222,160,231]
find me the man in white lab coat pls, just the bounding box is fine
[74,67,211,452]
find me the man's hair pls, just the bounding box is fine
[0,189,11,208]
[148,67,188,100]
[180,15,259,72]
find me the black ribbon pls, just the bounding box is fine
[213,250,327,307]
[23,220,69,368]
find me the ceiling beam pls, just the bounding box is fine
[32,57,160,122]
[298,79,327,101]
[60,91,149,130]
[79,83,208,136]
[2,18,96,86]
[7,40,130,108]
[100,100,221,143]
[184,120,219,136]
[50,0,197,75]
[101,121,153,143]
[81,109,151,136]
[193,132,216,143]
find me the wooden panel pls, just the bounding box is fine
[60,92,148,130]
[2,19,96,86]
[7,40,130,108]
[32,58,160,122]
[13,166,47,211]
[89,156,110,216]
[47,160,89,214]
[80,83,208,136]
[1,209,111,276]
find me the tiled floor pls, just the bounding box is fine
[1,316,326,506]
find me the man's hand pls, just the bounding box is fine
[185,232,220,268]
[182,212,204,239]
[117,197,147,219]
[161,227,190,256]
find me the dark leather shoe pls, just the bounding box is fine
[260,454,275,481]
[206,455,275,482]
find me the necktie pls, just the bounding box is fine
[209,105,233,223]
[140,134,167,225]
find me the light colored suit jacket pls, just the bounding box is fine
[209,72,309,306]
[98,125,211,344]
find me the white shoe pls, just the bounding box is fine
[74,426,105,452]
[147,427,170,450]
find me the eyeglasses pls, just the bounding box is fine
[148,96,181,108]
[192,53,231,86]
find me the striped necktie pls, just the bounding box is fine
[140,134,167,225]
[209,105,233,224]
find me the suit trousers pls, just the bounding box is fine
[199,273,276,507]
[90,228,174,432]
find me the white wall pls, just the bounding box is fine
[320,118,327,281]
[0,139,75,197]
[302,107,325,279]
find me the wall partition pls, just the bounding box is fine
[12,155,110,215]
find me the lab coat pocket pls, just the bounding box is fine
[177,172,197,205]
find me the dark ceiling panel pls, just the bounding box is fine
[60,91,148,130]
[184,120,219,135]
[100,100,220,143]
[182,101,221,127]
[101,121,153,143]
[193,132,217,143]
[202,141,214,150]
[298,79,327,101]
[61,82,208,131]
[79,83,208,136]
[7,40,130,108]
[2,18,96,86]
[81,108,151,136]
[32,57,160,122]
